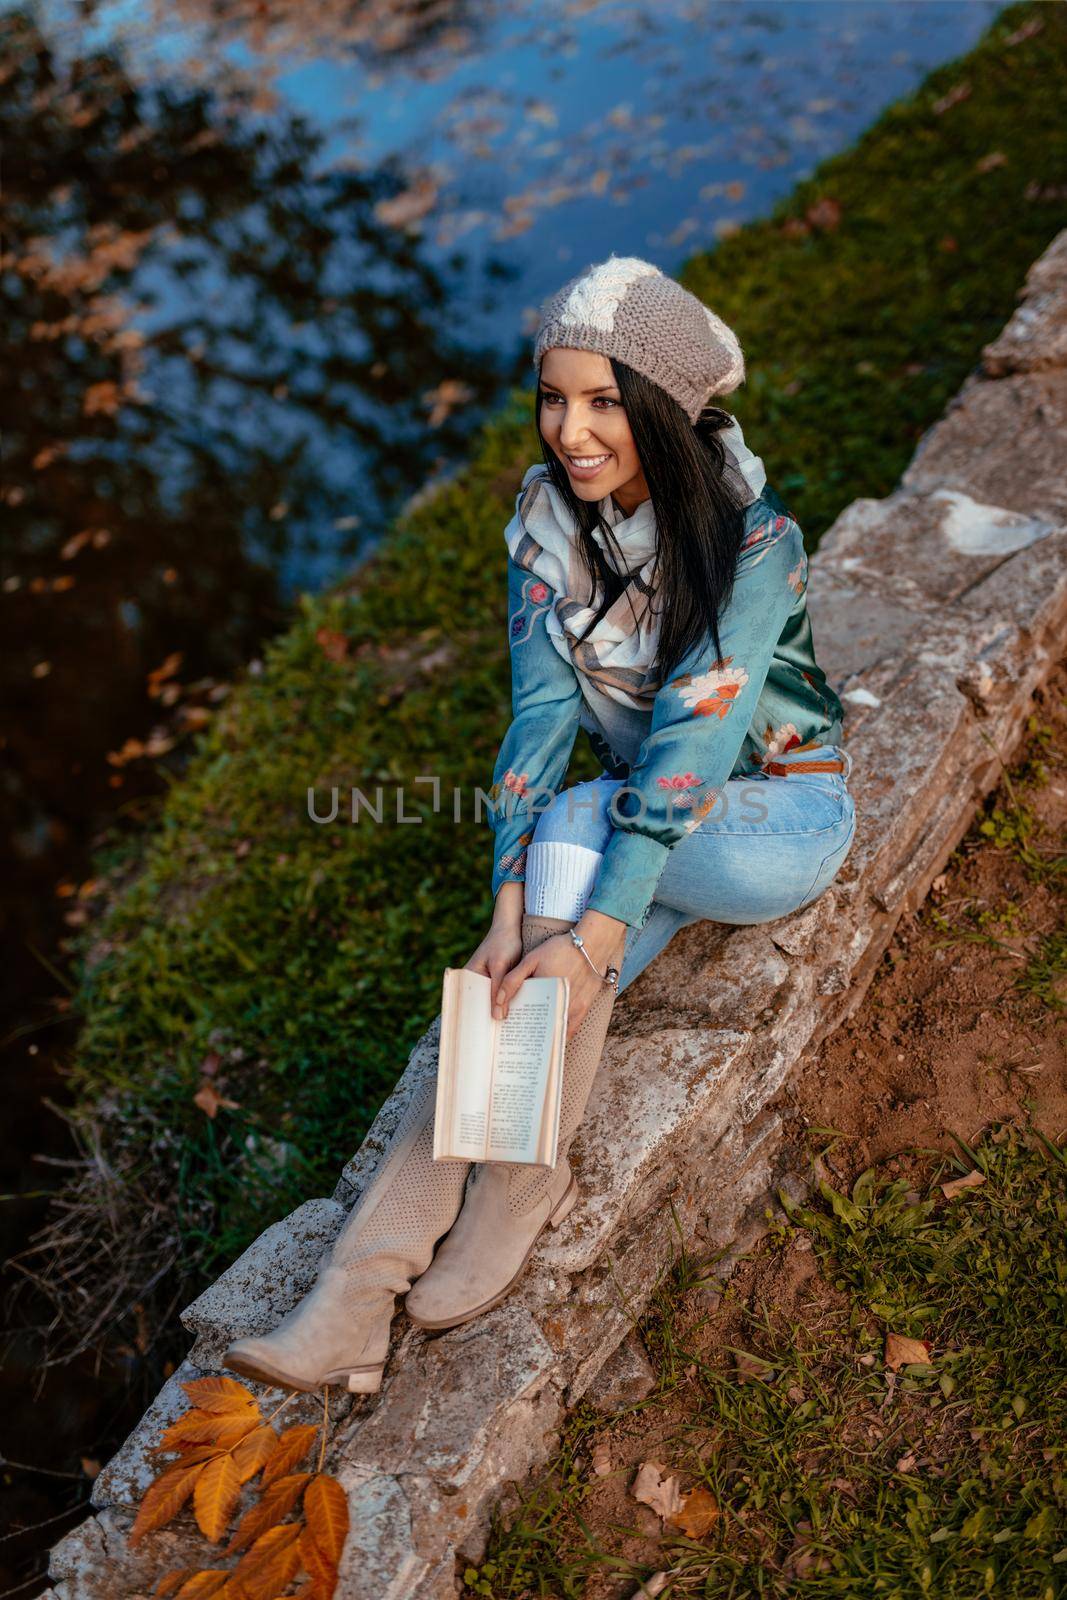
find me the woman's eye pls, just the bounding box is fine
[541,392,618,408]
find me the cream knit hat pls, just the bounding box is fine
[532,254,745,423]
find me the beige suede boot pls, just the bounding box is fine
[404,913,616,1330]
[223,1067,471,1394]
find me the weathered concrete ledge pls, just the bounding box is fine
[47,229,1067,1599]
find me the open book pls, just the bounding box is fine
[433,968,569,1166]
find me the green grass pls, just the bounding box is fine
[465,1124,1067,1599]
[34,1,1067,1347]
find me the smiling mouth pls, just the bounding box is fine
[565,453,612,471]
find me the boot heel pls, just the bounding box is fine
[548,1173,578,1229]
[346,1365,384,1394]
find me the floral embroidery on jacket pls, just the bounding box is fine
[497,828,534,878]
[787,554,807,594]
[764,721,802,757]
[655,771,702,808]
[509,575,553,648]
[670,658,750,720]
[681,786,722,834]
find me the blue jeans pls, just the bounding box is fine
[524,745,857,996]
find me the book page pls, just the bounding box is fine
[485,979,557,1164]
[437,970,494,1160]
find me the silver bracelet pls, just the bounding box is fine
[569,929,620,994]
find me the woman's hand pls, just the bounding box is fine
[464,920,523,995]
[493,912,627,1042]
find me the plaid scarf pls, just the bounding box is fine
[504,417,767,715]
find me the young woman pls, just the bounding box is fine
[224,255,856,1396]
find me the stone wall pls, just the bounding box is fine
[46,228,1067,1600]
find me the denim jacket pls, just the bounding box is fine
[487,481,844,931]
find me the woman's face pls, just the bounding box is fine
[538,347,650,514]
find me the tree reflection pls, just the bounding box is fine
[0,0,506,1263]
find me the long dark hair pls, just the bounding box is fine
[534,355,750,691]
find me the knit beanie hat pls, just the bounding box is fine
[532,254,745,424]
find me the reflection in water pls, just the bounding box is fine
[2,0,511,1047]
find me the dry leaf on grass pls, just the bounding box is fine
[667,1483,719,1538]
[941,1169,986,1199]
[884,1332,931,1371]
[631,1461,686,1521]
[193,1082,240,1119]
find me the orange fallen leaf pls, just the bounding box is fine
[193,1082,240,1119]
[230,1521,303,1591]
[159,1408,253,1453]
[167,1574,230,1598]
[230,1425,279,1484]
[298,1523,338,1593]
[261,1424,319,1489]
[182,1377,259,1418]
[128,1458,204,1546]
[193,1451,243,1542]
[227,1471,311,1554]
[884,1332,931,1371]
[304,1472,349,1567]
[151,1569,208,1597]
[667,1483,719,1538]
